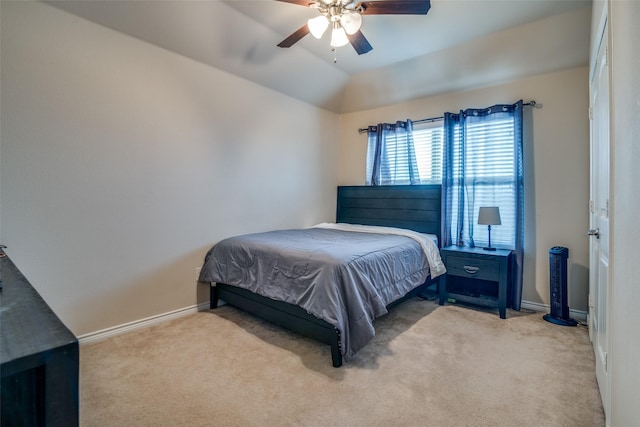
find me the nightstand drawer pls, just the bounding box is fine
[446,257,499,281]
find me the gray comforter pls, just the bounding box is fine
[199,226,438,360]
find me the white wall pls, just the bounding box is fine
[338,67,591,311]
[0,2,339,336]
[608,1,640,424]
[339,6,592,113]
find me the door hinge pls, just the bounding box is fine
[589,106,593,120]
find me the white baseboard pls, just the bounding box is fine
[520,300,588,322]
[78,298,587,345]
[78,301,210,345]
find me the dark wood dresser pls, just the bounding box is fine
[1,255,79,426]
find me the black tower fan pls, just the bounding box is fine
[543,246,577,326]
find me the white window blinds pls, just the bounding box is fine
[365,122,443,185]
[449,116,517,248]
[413,122,443,185]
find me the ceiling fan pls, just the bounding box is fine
[276,0,432,55]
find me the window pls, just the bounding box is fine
[365,121,443,185]
[412,122,444,184]
[363,108,520,249]
[447,116,517,248]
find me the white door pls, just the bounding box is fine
[589,21,610,420]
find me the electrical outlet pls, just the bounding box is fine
[195,267,202,283]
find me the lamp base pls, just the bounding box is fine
[482,246,497,251]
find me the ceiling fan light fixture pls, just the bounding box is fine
[340,11,362,35]
[276,0,432,56]
[308,15,329,39]
[330,25,349,48]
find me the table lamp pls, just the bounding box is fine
[478,207,501,251]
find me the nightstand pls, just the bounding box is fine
[438,245,512,319]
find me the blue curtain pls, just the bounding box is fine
[366,120,420,185]
[442,100,524,310]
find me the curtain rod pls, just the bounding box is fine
[357,100,537,134]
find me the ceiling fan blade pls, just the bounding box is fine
[274,0,315,6]
[348,30,373,55]
[356,0,431,15]
[277,24,310,48]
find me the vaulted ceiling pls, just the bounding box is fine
[47,0,592,113]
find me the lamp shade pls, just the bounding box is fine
[330,26,349,47]
[478,207,501,225]
[340,11,362,35]
[308,15,329,39]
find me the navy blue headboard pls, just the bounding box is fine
[336,185,442,245]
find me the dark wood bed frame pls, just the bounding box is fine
[210,185,442,367]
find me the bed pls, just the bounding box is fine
[199,185,443,367]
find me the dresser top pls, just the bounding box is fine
[1,256,77,368]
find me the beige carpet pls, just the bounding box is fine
[80,299,604,426]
